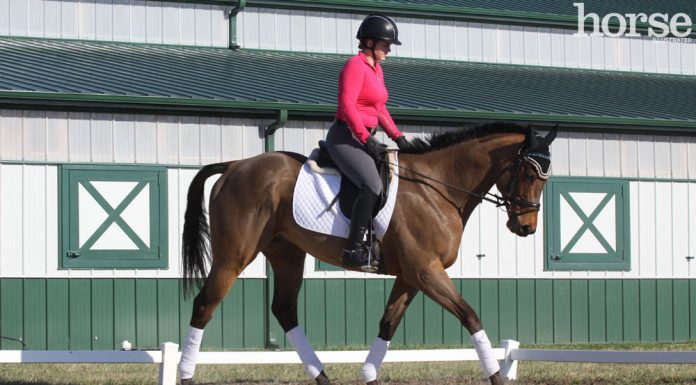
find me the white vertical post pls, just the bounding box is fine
[499,339,519,381]
[159,342,180,385]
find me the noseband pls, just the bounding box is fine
[494,150,550,217]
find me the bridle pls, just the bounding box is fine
[384,147,550,216]
[497,149,550,217]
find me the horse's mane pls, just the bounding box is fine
[404,121,527,154]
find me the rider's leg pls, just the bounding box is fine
[343,186,379,267]
[324,120,383,269]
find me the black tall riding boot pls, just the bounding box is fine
[342,187,379,270]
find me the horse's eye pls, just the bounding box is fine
[526,174,536,183]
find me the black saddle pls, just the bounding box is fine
[316,140,391,219]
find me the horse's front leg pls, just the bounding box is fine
[363,277,419,385]
[411,264,503,385]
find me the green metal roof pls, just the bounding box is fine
[249,0,696,32]
[1,37,695,132]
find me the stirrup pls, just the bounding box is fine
[342,248,378,273]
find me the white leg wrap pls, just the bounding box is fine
[178,326,204,380]
[361,337,390,383]
[470,330,500,377]
[286,326,324,379]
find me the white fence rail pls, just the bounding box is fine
[1,340,696,384]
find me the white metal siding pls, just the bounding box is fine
[1,110,695,279]
[0,0,228,47]
[0,164,265,278]
[238,8,696,76]
[0,109,267,278]
[0,110,265,164]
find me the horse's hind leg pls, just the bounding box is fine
[363,277,419,385]
[264,237,332,385]
[179,263,242,385]
[411,265,503,385]
[180,203,273,384]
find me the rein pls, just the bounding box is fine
[384,159,508,208]
[383,150,546,215]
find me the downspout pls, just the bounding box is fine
[264,109,288,152]
[229,0,246,50]
[263,108,287,349]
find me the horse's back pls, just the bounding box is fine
[209,151,307,207]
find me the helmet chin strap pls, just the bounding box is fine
[362,39,380,65]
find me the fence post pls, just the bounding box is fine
[499,339,519,381]
[159,342,179,385]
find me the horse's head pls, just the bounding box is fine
[495,125,557,237]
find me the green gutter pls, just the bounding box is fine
[2,91,695,134]
[157,0,236,5]
[229,0,246,50]
[246,0,696,37]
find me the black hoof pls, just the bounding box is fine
[315,370,332,385]
[180,378,193,385]
[366,381,379,385]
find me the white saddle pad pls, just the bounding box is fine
[292,151,399,239]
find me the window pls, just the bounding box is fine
[544,177,630,271]
[60,165,168,269]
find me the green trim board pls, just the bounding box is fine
[1,38,695,132]
[1,278,695,351]
[544,177,630,271]
[60,165,168,269]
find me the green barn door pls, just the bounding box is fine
[61,165,168,269]
[545,178,630,271]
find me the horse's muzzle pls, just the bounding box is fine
[507,219,536,237]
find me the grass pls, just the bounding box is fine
[2,342,696,385]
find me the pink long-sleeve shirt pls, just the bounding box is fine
[336,52,403,144]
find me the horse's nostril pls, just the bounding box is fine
[521,225,533,235]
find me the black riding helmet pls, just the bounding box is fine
[356,14,402,45]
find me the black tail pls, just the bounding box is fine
[182,162,230,298]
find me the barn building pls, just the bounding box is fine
[1,0,695,351]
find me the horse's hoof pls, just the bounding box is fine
[489,371,504,385]
[366,381,379,385]
[180,378,193,385]
[315,370,332,385]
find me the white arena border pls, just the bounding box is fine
[2,340,696,384]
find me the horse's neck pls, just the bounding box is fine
[416,132,525,213]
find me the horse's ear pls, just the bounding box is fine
[525,124,535,144]
[545,124,558,145]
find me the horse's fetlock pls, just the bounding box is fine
[463,315,482,333]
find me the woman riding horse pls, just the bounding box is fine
[177,121,556,385]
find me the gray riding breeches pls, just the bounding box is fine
[324,120,382,196]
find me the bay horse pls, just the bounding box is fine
[179,122,557,385]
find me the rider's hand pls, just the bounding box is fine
[364,136,388,159]
[395,136,418,153]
